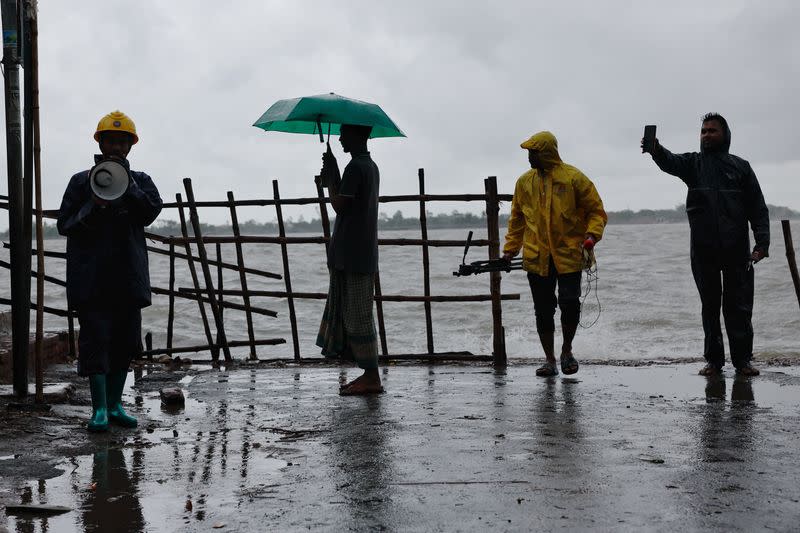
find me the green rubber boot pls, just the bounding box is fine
[87,375,109,432]
[106,370,137,428]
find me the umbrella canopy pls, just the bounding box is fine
[253,92,405,141]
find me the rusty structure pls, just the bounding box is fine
[1,173,521,369]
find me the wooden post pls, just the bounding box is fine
[180,180,231,362]
[176,194,217,360]
[215,242,225,351]
[228,191,257,360]
[166,243,175,352]
[782,220,800,310]
[273,180,300,361]
[485,176,506,366]
[419,169,434,353]
[374,271,388,355]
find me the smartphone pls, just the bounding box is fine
[643,125,657,152]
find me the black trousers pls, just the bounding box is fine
[527,258,582,333]
[77,306,142,376]
[690,257,754,368]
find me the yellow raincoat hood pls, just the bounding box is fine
[504,131,607,275]
[520,131,562,169]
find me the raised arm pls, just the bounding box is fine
[56,174,99,238]
[644,139,697,185]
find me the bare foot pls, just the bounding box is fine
[339,371,383,396]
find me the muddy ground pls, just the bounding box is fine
[1,360,800,532]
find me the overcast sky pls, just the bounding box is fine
[1,0,798,229]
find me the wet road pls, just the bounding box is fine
[3,363,800,531]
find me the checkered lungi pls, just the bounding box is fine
[316,269,379,369]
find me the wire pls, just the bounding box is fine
[579,249,601,329]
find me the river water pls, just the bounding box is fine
[3,220,798,361]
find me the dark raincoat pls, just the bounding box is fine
[652,124,769,368]
[652,127,770,262]
[57,156,163,310]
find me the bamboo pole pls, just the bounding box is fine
[273,180,300,361]
[782,220,800,310]
[1,242,64,259]
[182,179,231,361]
[315,175,331,256]
[0,259,64,286]
[151,353,494,365]
[374,271,388,355]
[0,297,73,317]
[158,192,512,209]
[166,243,175,353]
[418,169,434,353]
[176,287,520,302]
[140,337,286,358]
[215,242,224,353]
[28,1,43,402]
[175,193,217,359]
[228,191,257,359]
[144,242,281,280]
[148,235,490,247]
[152,287,277,316]
[485,176,506,366]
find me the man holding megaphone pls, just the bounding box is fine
[57,110,162,432]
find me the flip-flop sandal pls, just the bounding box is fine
[535,363,558,377]
[339,385,385,396]
[560,355,579,375]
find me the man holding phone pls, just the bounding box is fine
[641,113,770,376]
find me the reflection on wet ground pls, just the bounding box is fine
[3,364,800,531]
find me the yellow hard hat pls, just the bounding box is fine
[94,110,138,144]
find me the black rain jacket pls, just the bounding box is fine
[57,156,163,310]
[652,128,769,263]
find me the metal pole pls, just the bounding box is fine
[2,0,30,397]
[26,0,43,402]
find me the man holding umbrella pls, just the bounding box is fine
[253,93,404,394]
[316,125,383,395]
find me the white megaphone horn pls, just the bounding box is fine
[89,159,130,202]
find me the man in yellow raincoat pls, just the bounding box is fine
[503,131,607,377]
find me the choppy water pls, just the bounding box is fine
[2,221,798,361]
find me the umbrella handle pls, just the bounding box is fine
[316,118,324,143]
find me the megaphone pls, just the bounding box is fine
[89,159,130,202]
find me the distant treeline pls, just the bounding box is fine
[4,204,799,239]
